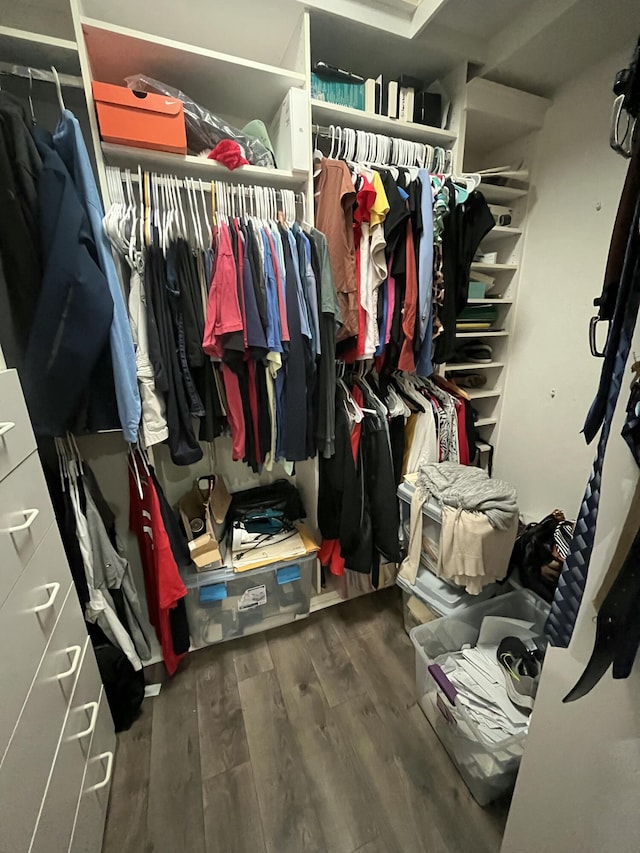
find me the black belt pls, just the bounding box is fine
[564,521,640,701]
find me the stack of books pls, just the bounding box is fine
[364,74,441,126]
[311,62,443,126]
[311,72,365,110]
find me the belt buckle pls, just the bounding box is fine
[589,316,608,358]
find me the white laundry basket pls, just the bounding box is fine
[410,590,549,805]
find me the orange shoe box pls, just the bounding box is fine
[92,81,187,154]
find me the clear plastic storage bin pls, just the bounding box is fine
[410,590,549,805]
[402,590,438,635]
[183,554,316,648]
[398,481,441,574]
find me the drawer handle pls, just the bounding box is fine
[73,701,99,740]
[0,507,39,534]
[57,645,82,680]
[0,421,15,438]
[32,581,61,613]
[86,751,114,793]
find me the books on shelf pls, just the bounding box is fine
[311,73,365,110]
[312,61,444,127]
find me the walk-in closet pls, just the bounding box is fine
[1,1,640,851]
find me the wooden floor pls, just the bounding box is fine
[102,587,509,853]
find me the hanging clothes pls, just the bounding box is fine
[22,127,114,437]
[0,92,43,370]
[127,255,170,447]
[129,453,189,676]
[314,158,358,343]
[52,110,141,441]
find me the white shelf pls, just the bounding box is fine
[456,330,509,338]
[475,418,498,428]
[311,99,456,147]
[465,79,550,158]
[480,184,528,204]
[482,226,523,240]
[446,362,504,370]
[82,18,306,121]
[101,143,308,189]
[310,589,343,613]
[0,26,79,75]
[470,263,518,273]
[467,298,514,304]
[467,389,502,400]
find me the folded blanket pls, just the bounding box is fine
[416,462,518,529]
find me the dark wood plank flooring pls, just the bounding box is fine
[102,588,509,853]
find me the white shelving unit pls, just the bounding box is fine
[310,98,456,147]
[0,3,554,626]
[460,78,549,462]
[81,18,306,120]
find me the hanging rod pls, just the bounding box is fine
[311,122,448,147]
[0,60,83,89]
[115,168,305,201]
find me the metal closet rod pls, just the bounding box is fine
[117,169,305,201]
[0,60,83,89]
[311,122,447,144]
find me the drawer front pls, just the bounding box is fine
[30,640,104,853]
[0,515,22,610]
[0,526,74,759]
[68,691,115,853]
[0,586,88,853]
[0,450,55,584]
[0,369,36,484]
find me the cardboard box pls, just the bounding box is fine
[178,476,231,571]
[92,81,187,154]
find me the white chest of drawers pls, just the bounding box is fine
[0,369,115,853]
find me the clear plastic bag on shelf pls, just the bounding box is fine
[124,74,276,168]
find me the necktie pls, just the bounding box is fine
[545,199,640,648]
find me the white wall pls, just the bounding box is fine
[500,48,640,853]
[495,48,630,521]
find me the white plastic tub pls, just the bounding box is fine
[410,590,549,805]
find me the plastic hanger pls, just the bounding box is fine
[198,179,211,247]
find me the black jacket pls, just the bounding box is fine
[22,129,113,436]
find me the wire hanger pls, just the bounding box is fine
[51,66,65,112]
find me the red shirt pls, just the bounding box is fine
[129,464,188,676]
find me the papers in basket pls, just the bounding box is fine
[433,616,538,745]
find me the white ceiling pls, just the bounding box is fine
[431,0,532,41]
[308,0,640,97]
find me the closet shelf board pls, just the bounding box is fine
[480,184,528,204]
[474,418,497,428]
[311,99,457,147]
[455,330,509,338]
[466,297,514,304]
[470,263,518,272]
[101,144,309,189]
[482,225,523,239]
[81,18,306,119]
[465,78,550,156]
[445,362,505,371]
[0,26,79,75]
[310,589,344,612]
[467,388,502,400]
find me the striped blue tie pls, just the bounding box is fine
[545,215,640,647]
